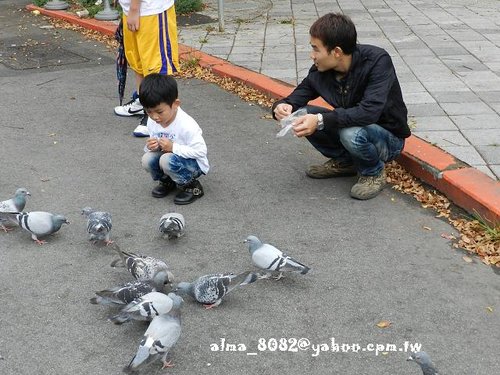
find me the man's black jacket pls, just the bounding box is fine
[272,44,411,139]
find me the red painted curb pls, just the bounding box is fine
[27,4,117,36]
[26,5,500,224]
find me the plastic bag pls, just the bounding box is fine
[276,108,307,137]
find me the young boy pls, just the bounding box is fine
[114,0,179,138]
[140,74,209,205]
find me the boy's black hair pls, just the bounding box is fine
[309,13,357,55]
[139,73,178,108]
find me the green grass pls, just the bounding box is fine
[473,211,500,241]
[175,0,203,15]
[181,55,201,69]
[33,0,48,6]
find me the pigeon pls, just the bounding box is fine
[125,295,183,372]
[109,292,179,325]
[243,235,310,280]
[90,279,167,306]
[111,248,174,286]
[407,352,439,375]
[0,188,30,232]
[81,207,113,245]
[158,212,185,239]
[175,271,259,309]
[0,211,69,245]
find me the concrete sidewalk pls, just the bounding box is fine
[1,2,499,374]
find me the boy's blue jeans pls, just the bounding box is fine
[142,152,202,186]
[305,107,405,176]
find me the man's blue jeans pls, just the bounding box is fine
[142,152,202,186]
[305,107,405,176]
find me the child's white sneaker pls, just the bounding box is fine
[114,98,144,117]
[133,115,149,137]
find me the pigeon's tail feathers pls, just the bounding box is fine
[108,312,130,325]
[126,336,157,372]
[283,256,310,274]
[0,212,20,223]
[110,244,126,267]
[89,296,99,305]
[90,295,116,305]
[239,271,260,286]
[300,265,311,275]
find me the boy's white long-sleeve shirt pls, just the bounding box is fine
[145,107,209,174]
[119,0,174,16]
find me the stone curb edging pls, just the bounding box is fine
[26,4,499,224]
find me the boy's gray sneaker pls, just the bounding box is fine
[114,98,144,117]
[306,159,357,178]
[350,169,387,200]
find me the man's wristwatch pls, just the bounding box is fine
[316,113,325,131]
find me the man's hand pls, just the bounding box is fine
[273,103,293,120]
[127,7,140,32]
[146,138,160,151]
[158,138,173,153]
[292,114,319,138]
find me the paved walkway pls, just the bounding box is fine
[179,0,500,180]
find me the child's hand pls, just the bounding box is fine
[146,138,159,151]
[127,8,140,32]
[158,138,173,153]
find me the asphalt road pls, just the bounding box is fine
[0,2,499,374]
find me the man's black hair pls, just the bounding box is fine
[309,13,357,55]
[139,73,178,108]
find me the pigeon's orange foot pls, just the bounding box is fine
[204,300,221,309]
[161,360,174,369]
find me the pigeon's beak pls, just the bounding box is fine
[26,192,31,196]
[407,355,415,361]
[64,220,70,225]
[243,239,248,243]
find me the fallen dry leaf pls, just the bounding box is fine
[423,226,432,231]
[486,306,494,313]
[441,233,456,240]
[462,256,473,263]
[376,320,391,328]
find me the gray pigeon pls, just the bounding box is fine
[90,279,166,306]
[158,212,185,239]
[111,249,174,286]
[244,235,310,280]
[81,207,113,245]
[0,188,30,232]
[175,271,259,309]
[407,351,439,375]
[1,211,69,245]
[109,292,179,325]
[125,295,183,372]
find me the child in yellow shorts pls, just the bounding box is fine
[114,0,180,137]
